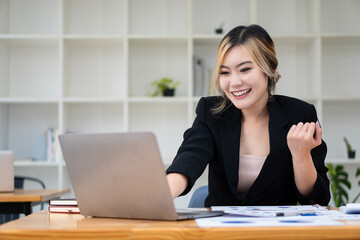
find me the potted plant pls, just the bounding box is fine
[151,78,179,97]
[215,22,224,34]
[327,163,351,207]
[327,164,360,207]
[344,137,356,159]
[353,168,360,203]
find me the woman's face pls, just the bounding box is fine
[219,46,269,111]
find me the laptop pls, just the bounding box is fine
[59,132,223,221]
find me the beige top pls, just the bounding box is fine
[237,154,266,197]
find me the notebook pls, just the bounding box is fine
[59,132,223,221]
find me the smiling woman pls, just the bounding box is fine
[166,24,330,208]
[218,46,269,112]
[214,25,280,114]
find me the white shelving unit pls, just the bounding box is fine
[1,0,359,205]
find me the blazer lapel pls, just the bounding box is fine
[219,105,245,200]
[268,97,290,154]
[218,98,291,202]
[246,98,291,200]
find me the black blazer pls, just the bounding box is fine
[166,95,330,207]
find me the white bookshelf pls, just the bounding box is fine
[1,0,360,206]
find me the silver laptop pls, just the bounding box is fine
[59,132,223,220]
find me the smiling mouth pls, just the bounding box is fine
[232,89,251,97]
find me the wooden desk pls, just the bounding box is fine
[0,189,70,215]
[0,210,360,240]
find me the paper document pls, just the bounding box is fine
[196,215,343,228]
[195,205,359,228]
[340,203,360,214]
[211,205,328,217]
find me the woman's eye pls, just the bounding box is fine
[240,68,251,72]
[219,71,229,75]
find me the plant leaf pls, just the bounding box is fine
[338,179,351,189]
[356,168,360,177]
[327,163,353,207]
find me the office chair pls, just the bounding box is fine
[188,185,208,208]
[14,176,46,189]
[0,176,46,224]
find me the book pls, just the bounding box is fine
[48,205,80,214]
[208,68,217,96]
[340,203,360,214]
[49,199,80,214]
[46,128,59,162]
[193,55,205,96]
[49,199,77,206]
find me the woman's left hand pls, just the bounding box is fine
[287,121,322,195]
[287,121,322,158]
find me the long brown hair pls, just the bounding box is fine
[212,25,281,114]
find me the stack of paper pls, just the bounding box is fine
[195,205,360,228]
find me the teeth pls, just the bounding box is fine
[233,89,250,96]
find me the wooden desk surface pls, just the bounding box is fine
[0,210,360,240]
[0,189,70,202]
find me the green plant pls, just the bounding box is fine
[151,78,179,97]
[327,163,351,207]
[352,168,360,203]
[327,163,360,207]
[215,22,224,34]
[344,137,353,151]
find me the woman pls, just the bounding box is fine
[166,25,330,207]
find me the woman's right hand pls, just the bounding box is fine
[166,173,188,199]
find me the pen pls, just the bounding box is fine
[274,210,317,217]
[274,211,298,217]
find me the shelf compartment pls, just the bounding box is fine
[192,0,250,35]
[326,158,360,165]
[63,39,125,98]
[273,37,318,99]
[321,0,360,34]
[257,0,316,35]
[128,96,188,103]
[63,35,124,40]
[0,98,59,103]
[322,37,360,97]
[14,161,58,167]
[63,102,125,134]
[0,102,58,161]
[322,96,360,102]
[0,39,60,99]
[63,97,125,103]
[129,38,188,97]
[0,35,59,40]
[129,0,188,36]
[0,0,60,34]
[322,101,360,159]
[129,102,188,164]
[63,0,125,35]
[193,38,220,97]
[128,35,188,40]
[192,35,223,40]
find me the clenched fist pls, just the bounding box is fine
[287,121,322,158]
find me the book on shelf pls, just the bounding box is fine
[193,55,205,96]
[208,68,217,96]
[46,128,59,162]
[193,55,217,97]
